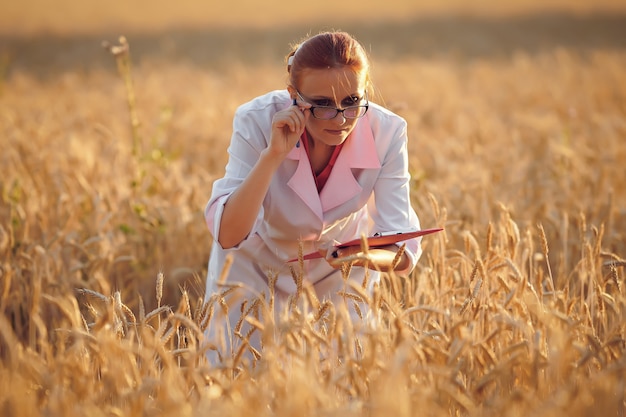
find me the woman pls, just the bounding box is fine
[204,31,422,358]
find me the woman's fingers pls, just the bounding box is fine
[322,247,343,269]
[273,108,305,143]
[268,102,311,158]
[275,107,305,132]
[286,112,302,133]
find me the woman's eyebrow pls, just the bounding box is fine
[310,93,360,102]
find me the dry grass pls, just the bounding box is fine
[1,1,626,416]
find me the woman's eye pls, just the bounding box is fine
[342,96,360,106]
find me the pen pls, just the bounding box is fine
[293,98,300,148]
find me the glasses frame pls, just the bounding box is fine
[296,90,369,120]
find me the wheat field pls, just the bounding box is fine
[1,1,626,416]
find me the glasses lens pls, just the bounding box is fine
[313,107,338,120]
[343,106,367,119]
[311,105,368,119]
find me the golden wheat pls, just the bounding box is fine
[1,3,626,416]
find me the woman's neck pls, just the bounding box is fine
[305,132,334,175]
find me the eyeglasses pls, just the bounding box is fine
[296,90,369,120]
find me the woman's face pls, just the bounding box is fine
[295,67,367,147]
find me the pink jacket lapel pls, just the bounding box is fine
[286,117,381,218]
[320,117,381,211]
[286,145,324,219]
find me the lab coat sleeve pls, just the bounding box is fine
[369,117,422,273]
[204,104,269,248]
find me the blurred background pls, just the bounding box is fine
[1,0,626,78]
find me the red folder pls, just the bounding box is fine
[287,228,443,262]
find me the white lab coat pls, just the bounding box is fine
[203,90,422,356]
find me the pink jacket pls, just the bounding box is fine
[204,90,422,292]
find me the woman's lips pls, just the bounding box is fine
[325,129,348,135]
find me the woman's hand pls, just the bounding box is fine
[319,246,364,269]
[267,100,310,159]
[319,244,410,272]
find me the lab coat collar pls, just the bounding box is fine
[286,115,381,219]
